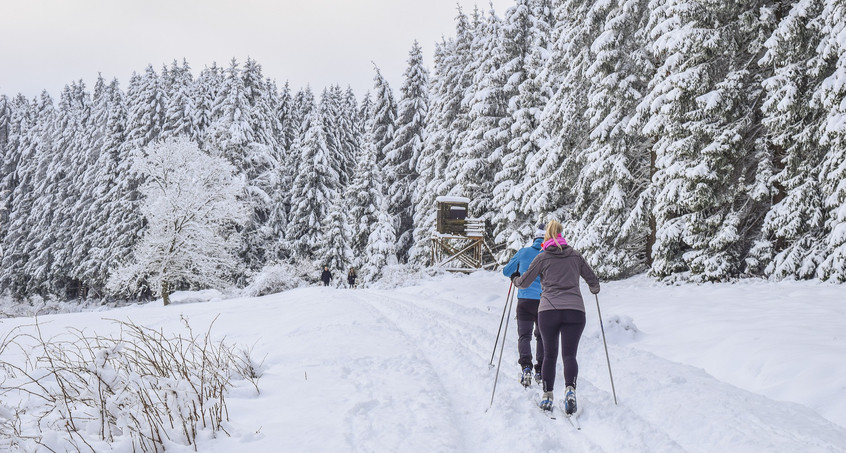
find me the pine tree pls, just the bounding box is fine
[524,0,594,225]
[0,95,37,297]
[410,10,475,264]
[454,6,506,225]
[315,198,353,273]
[567,0,654,279]
[750,0,828,279]
[385,41,429,262]
[285,106,340,258]
[0,95,10,161]
[347,113,387,263]
[363,197,398,281]
[206,58,278,272]
[125,65,166,151]
[195,63,223,143]
[69,76,111,295]
[339,86,363,186]
[490,0,550,254]
[84,79,137,296]
[4,93,55,296]
[319,86,349,188]
[634,0,774,281]
[368,66,397,165]
[815,0,846,282]
[162,59,198,141]
[293,87,316,135]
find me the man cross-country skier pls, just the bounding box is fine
[502,223,546,387]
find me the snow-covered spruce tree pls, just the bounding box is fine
[363,197,398,282]
[815,0,846,282]
[384,40,429,263]
[242,57,282,151]
[0,93,11,254]
[315,198,353,274]
[340,87,363,184]
[82,79,137,297]
[454,6,506,227]
[68,76,111,296]
[320,86,352,187]
[347,114,388,265]
[162,59,199,141]
[276,81,297,154]
[194,62,224,142]
[523,0,594,226]
[285,105,340,259]
[107,137,248,305]
[409,10,474,264]
[206,58,278,273]
[125,65,166,151]
[368,66,397,166]
[750,0,829,279]
[207,59,255,172]
[50,81,96,297]
[0,95,39,298]
[490,0,552,255]
[567,0,654,279]
[635,0,773,281]
[292,87,316,135]
[13,93,57,297]
[267,81,297,262]
[0,95,10,161]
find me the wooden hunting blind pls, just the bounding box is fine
[431,196,495,272]
[436,197,469,235]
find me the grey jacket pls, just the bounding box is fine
[513,244,600,313]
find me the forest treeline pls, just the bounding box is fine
[1,0,845,301]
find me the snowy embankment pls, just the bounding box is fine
[1,271,845,452]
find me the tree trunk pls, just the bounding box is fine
[646,146,657,266]
[161,280,170,306]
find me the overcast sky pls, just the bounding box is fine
[1,0,515,100]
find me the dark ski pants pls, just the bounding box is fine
[516,298,544,372]
[539,309,586,392]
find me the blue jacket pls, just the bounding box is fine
[502,238,543,300]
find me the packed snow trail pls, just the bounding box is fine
[2,271,845,452]
[342,279,845,452]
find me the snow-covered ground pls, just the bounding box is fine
[2,271,845,452]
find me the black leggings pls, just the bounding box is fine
[539,309,586,392]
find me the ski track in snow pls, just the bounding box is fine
[3,273,845,452]
[323,279,846,452]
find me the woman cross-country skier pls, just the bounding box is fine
[511,220,600,415]
[502,224,546,387]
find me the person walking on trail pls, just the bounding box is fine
[511,220,600,415]
[321,266,332,286]
[347,268,358,288]
[502,224,546,388]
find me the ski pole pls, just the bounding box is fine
[488,285,516,410]
[488,282,514,368]
[595,293,618,405]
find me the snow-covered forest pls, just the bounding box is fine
[2,0,846,304]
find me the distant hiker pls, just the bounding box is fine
[511,220,600,415]
[502,223,546,388]
[321,266,332,286]
[347,268,358,288]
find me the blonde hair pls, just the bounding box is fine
[545,220,563,241]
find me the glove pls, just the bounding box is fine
[590,286,600,295]
[510,271,520,282]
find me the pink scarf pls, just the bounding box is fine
[541,234,568,250]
